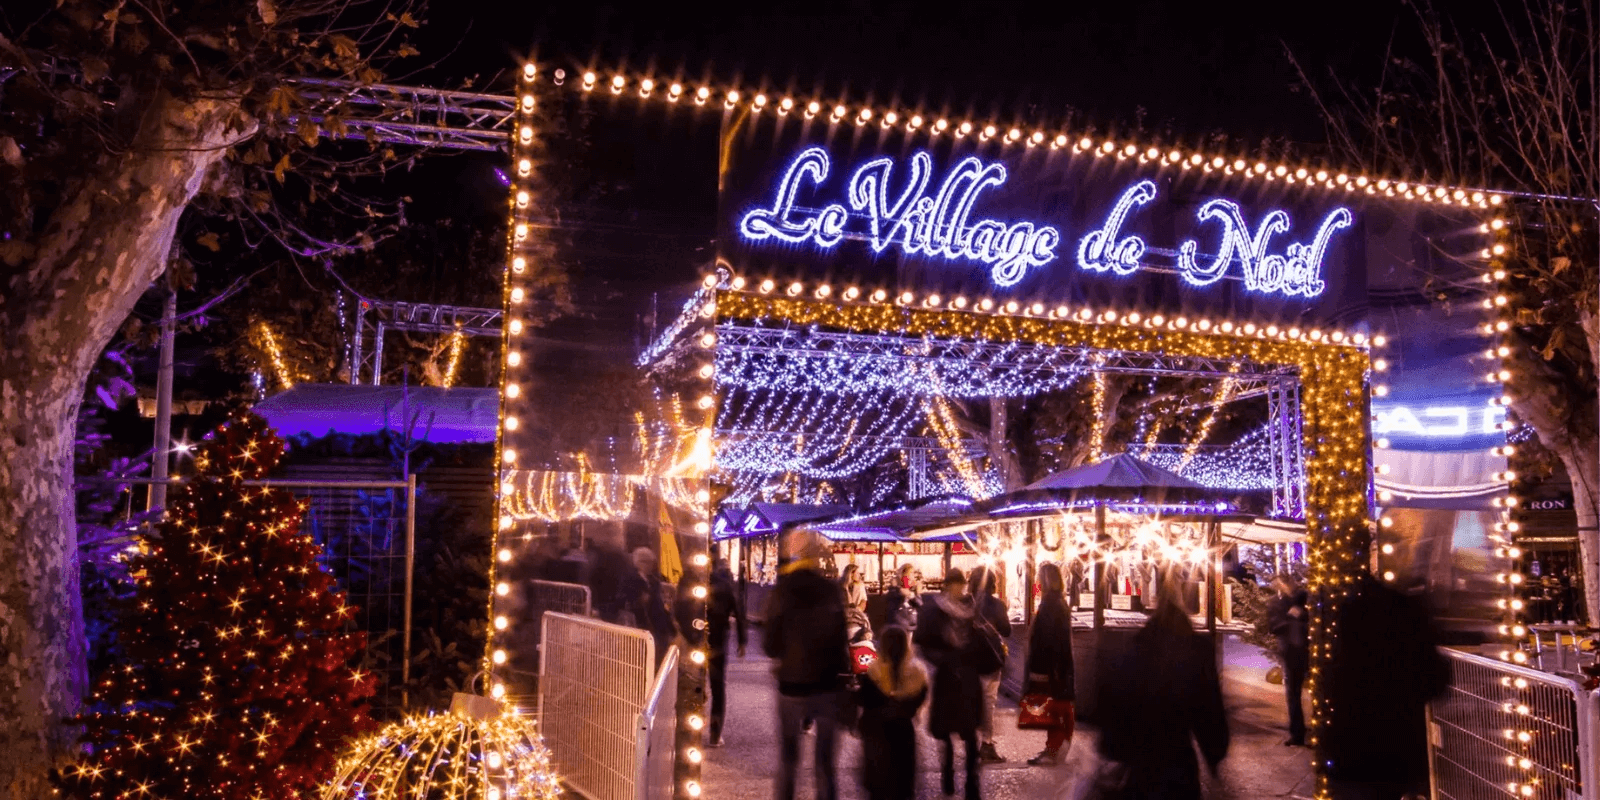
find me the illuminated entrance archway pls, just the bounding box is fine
[485,60,1515,800]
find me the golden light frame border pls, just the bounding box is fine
[489,57,1524,800]
[715,288,1369,799]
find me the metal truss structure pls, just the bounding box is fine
[713,322,1295,393]
[348,296,503,385]
[1265,379,1307,518]
[292,79,515,152]
[708,320,1308,517]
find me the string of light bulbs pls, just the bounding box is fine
[537,64,1509,210]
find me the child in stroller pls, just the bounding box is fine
[846,606,876,673]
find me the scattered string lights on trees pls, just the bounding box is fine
[255,322,297,389]
[440,326,467,388]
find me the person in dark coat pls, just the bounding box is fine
[884,564,921,630]
[914,568,984,800]
[1322,568,1450,799]
[1097,587,1230,800]
[968,565,1012,763]
[1267,575,1310,747]
[1025,561,1076,766]
[857,625,929,800]
[764,531,851,800]
[617,547,677,661]
[705,556,746,747]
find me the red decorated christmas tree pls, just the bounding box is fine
[60,413,375,800]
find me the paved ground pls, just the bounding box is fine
[702,636,1314,800]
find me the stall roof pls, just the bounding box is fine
[811,496,979,540]
[1022,454,1210,493]
[717,502,851,538]
[254,384,499,444]
[979,454,1265,518]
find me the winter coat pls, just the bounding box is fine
[884,585,921,629]
[974,592,1012,638]
[706,568,746,657]
[913,594,983,738]
[858,655,929,800]
[1096,615,1230,800]
[1267,589,1309,659]
[1025,589,1076,701]
[617,570,676,655]
[762,566,851,696]
[1322,575,1450,786]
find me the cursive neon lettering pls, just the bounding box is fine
[740,147,849,247]
[1178,200,1348,298]
[1078,180,1158,275]
[741,149,1061,287]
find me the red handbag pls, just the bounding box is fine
[1017,693,1057,729]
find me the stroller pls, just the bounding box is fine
[846,607,876,674]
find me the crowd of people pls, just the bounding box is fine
[756,530,1231,800]
[572,528,1450,800]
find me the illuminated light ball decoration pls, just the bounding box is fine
[321,705,561,800]
[713,287,1371,800]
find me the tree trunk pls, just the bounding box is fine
[1512,309,1600,629]
[1578,309,1600,628]
[0,91,253,799]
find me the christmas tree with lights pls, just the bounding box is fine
[60,413,375,800]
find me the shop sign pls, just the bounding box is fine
[717,119,1405,327]
[743,149,1350,299]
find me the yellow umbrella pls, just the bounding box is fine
[658,504,683,584]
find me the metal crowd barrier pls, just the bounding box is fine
[531,579,593,617]
[637,646,679,800]
[539,612,656,800]
[1428,649,1599,800]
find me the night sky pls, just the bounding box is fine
[111,0,1487,458]
[388,1,1432,376]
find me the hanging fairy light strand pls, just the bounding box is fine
[1176,364,1243,473]
[440,326,467,389]
[1088,368,1109,462]
[924,395,994,499]
[255,322,296,390]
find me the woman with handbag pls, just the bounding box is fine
[1023,561,1077,767]
[856,625,928,800]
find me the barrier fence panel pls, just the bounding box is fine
[274,478,417,711]
[1428,650,1596,800]
[531,579,593,617]
[540,612,656,800]
[638,647,679,800]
